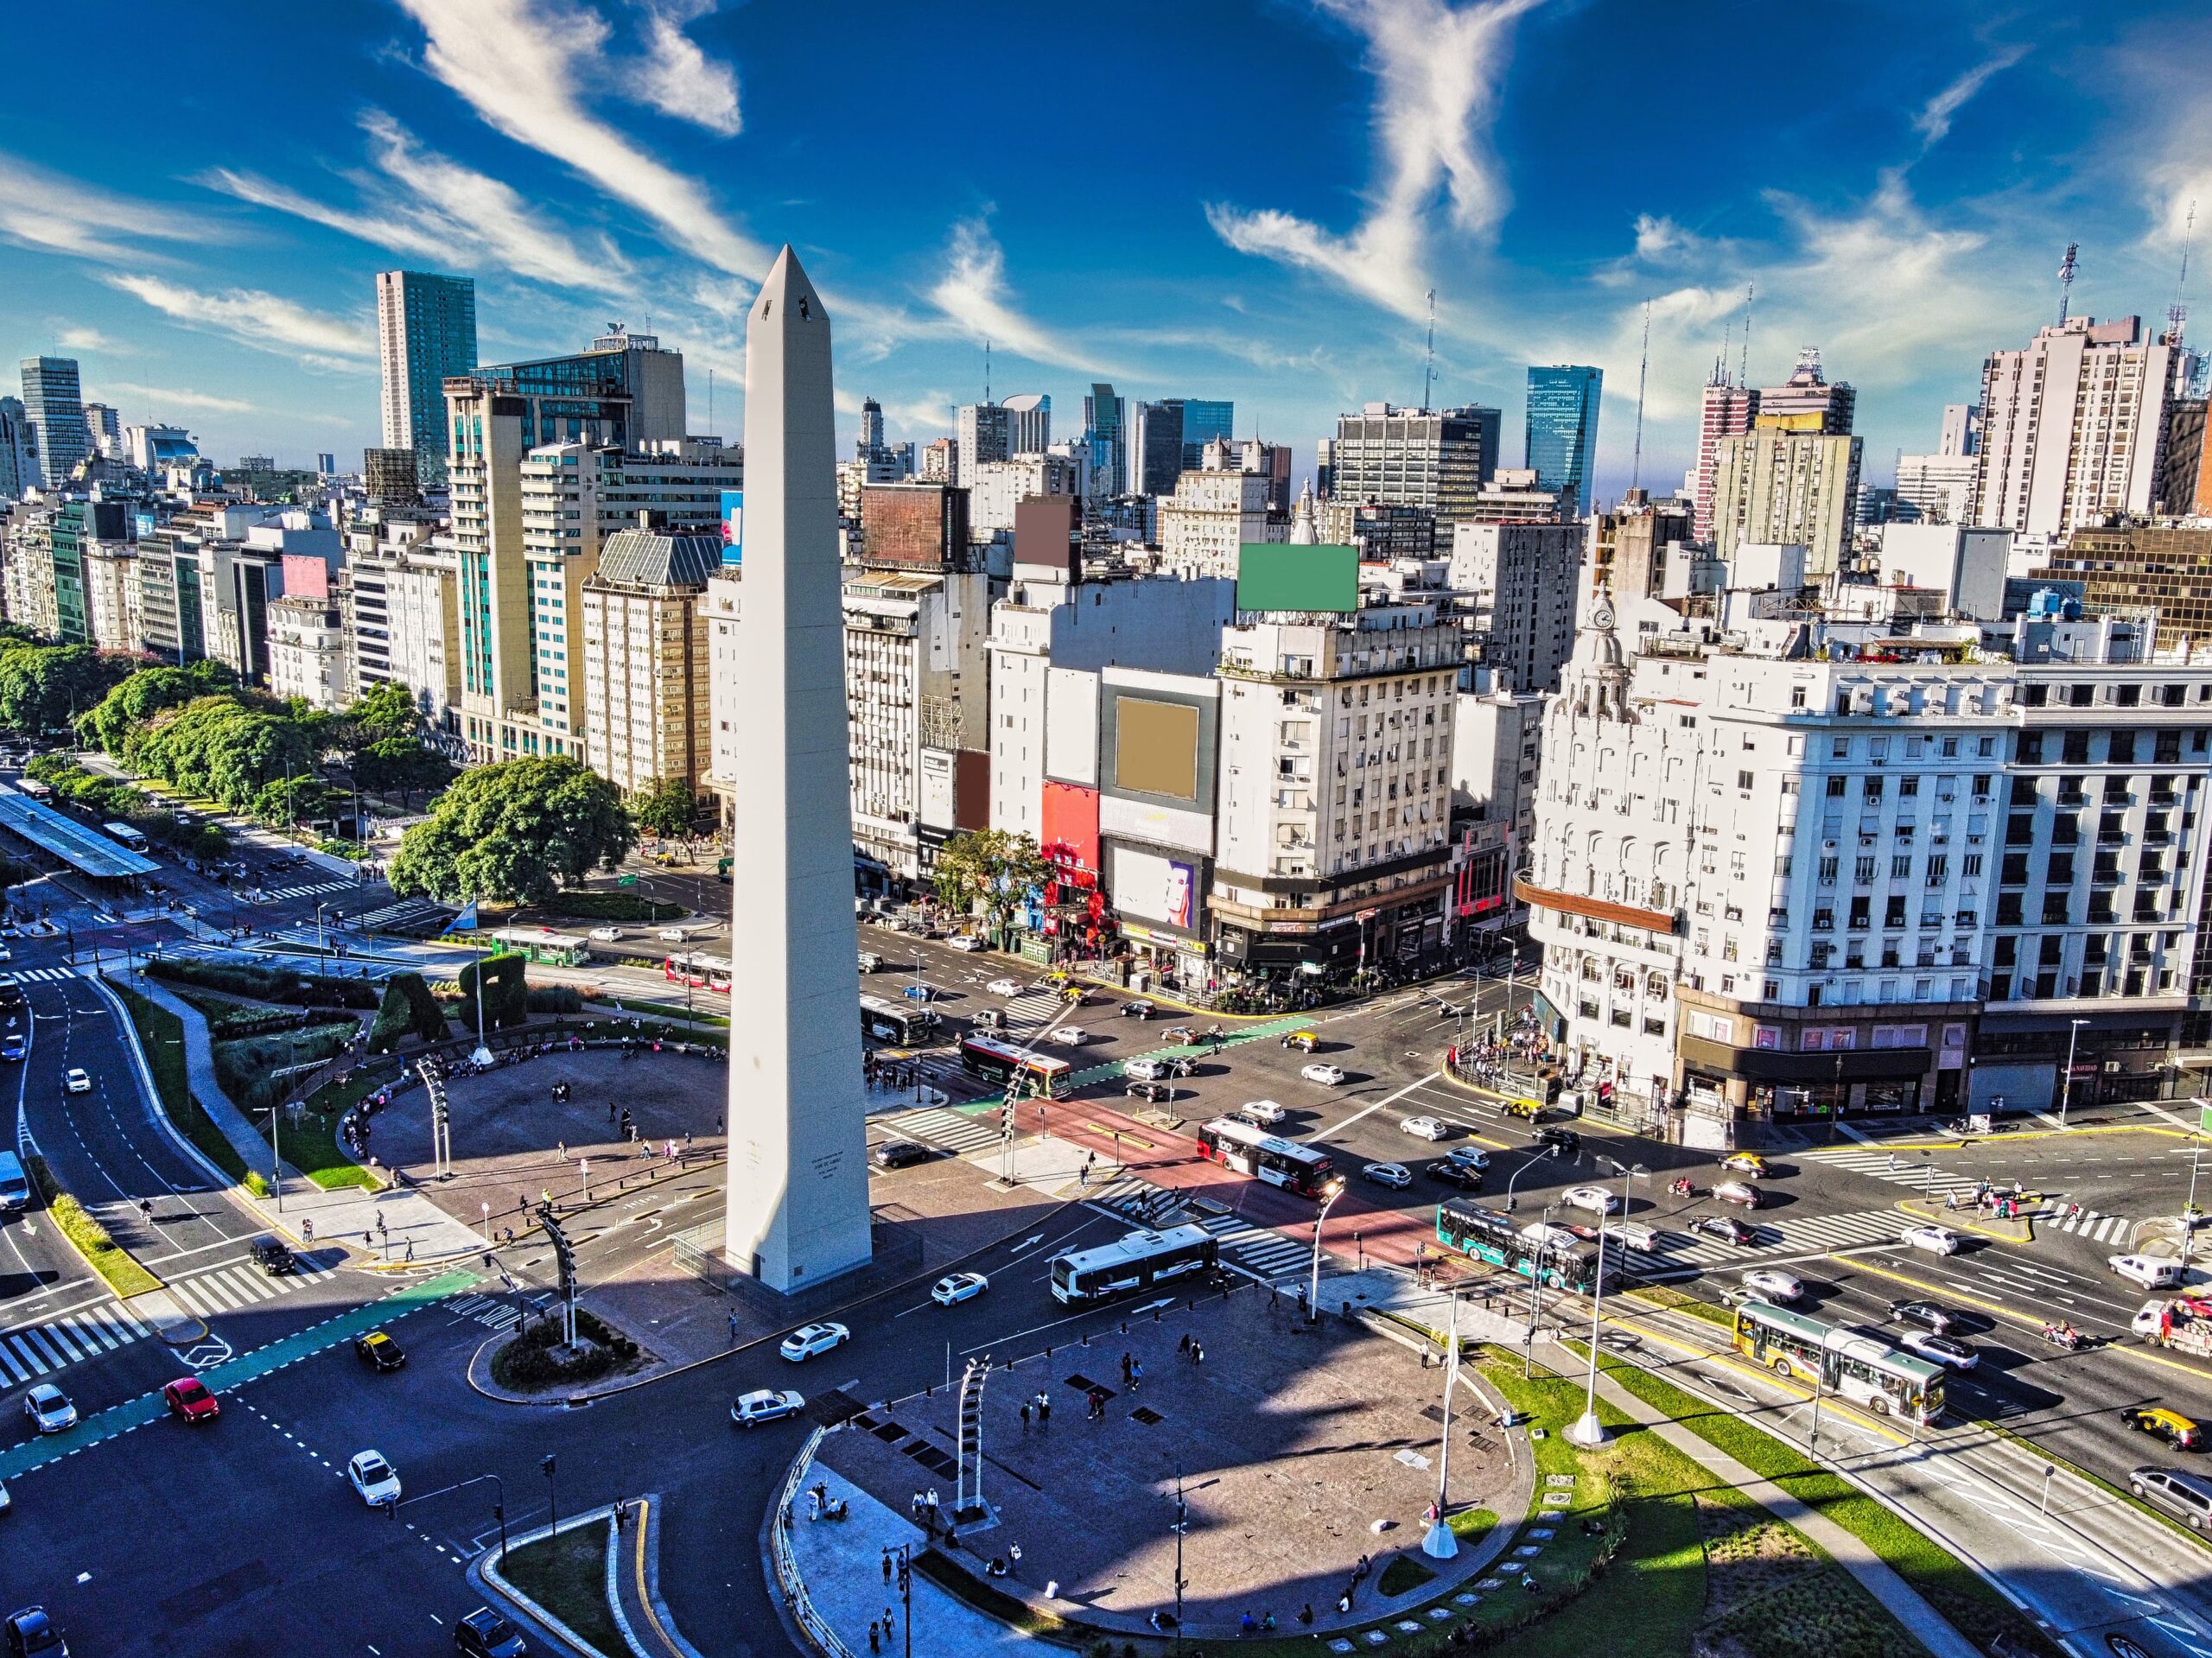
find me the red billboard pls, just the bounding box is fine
[1040,781,1100,873]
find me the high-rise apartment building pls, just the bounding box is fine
[376,271,477,483]
[18,357,85,486]
[1325,403,1502,523]
[1693,371,1758,542]
[1001,392,1050,455]
[1083,384,1125,499]
[79,403,120,460]
[1524,365,1601,513]
[1940,403,1980,458]
[955,402,1011,487]
[1708,429,1864,576]
[1894,454,1978,525]
[1970,315,2180,535]
[1758,349,1854,434]
[579,519,721,797]
[1446,518,1581,695]
[0,398,34,500]
[1158,466,1280,577]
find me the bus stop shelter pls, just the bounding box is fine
[0,786,162,885]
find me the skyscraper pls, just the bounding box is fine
[1693,370,1758,543]
[18,357,86,486]
[721,245,874,1292]
[954,402,1010,487]
[0,398,34,500]
[1083,384,1124,498]
[1524,365,1602,515]
[1325,403,1502,522]
[1001,391,1050,454]
[377,270,478,482]
[1179,398,1233,468]
[1757,348,1854,434]
[1128,400,1185,496]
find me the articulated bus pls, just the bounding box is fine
[663,951,734,993]
[1194,1115,1337,1199]
[1732,1299,1946,1424]
[957,1032,1071,1098]
[859,994,940,1045]
[1049,1224,1219,1305]
[1433,1199,1618,1295]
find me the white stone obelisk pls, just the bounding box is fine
[722,246,873,1290]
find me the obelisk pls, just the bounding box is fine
[722,246,873,1290]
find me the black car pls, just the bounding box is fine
[1120,1001,1155,1020]
[248,1234,296,1274]
[1125,1081,1175,1103]
[1887,1299,1955,1335]
[3,1606,63,1656]
[354,1330,406,1372]
[0,1032,22,1064]
[454,1607,528,1658]
[1688,1214,1755,1246]
[1534,1127,1581,1155]
[870,1140,931,1170]
[1425,1159,1485,1191]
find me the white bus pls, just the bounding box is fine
[1732,1299,1946,1423]
[1048,1224,1219,1305]
[859,994,939,1045]
[102,822,149,853]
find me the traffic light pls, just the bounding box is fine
[1000,1101,1014,1135]
[432,1097,449,1134]
[540,1209,577,1297]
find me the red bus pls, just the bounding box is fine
[664,951,732,992]
[1195,1115,1336,1198]
[958,1032,1071,1098]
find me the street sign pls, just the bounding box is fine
[617,874,639,887]
[2196,1096,2212,1136]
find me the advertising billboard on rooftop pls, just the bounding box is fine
[1236,543,1357,613]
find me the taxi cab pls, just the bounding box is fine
[2122,1407,2202,1450]
[1283,1031,1322,1053]
[1719,1152,1766,1177]
[1502,1098,1545,1121]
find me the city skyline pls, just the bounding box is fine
[0,0,2206,500]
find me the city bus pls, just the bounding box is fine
[1433,1199,1617,1294]
[859,994,939,1045]
[1049,1224,1219,1305]
[15,779,52,804]
[102,822,149,853]
[957,1032,1071,1098]
[1732,1300,1946,1424]
[1194,1115,1338,1199]
[663,951,734,993]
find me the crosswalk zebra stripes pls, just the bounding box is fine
[160,1256,340,1320]
[2038,1208,2136,1246]
[0,1299,153,1382]
[1001,985,1070,1039]
[1810,1147,2140,1245]
[1622,1207,1915,1272]
[3,966,75,985]
[1080,1172,1316,1280]
[877,1104,1006,1157]
[266,879,359,901]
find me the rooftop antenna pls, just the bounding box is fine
[1716,321,1732,385]
[2169,202,2197,346]
[983,340,992,404]
[1630,297,1650,490]
[1739,282,1753,386]
[1422,288,1437,412]
[2056,242,2079,326]
[707,368,715,438]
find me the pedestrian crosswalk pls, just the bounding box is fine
[0,1299,155,1383]
[346,897,456,937]
[1079,1172,1315,1280]
[3,966,75,985]
[877,1104,1005,1157]
[161,1256,340,1320]
[2040,1207,2137,1246]
[268,879,359,900]
[1002,984,1069,1040]
[1810,1147,2140,1244]
[1622,1207,1911,1273]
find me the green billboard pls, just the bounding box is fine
[1236,543,1359,613]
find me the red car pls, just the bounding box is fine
[162,1376,220,1424]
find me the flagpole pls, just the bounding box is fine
[466,893,493,1065]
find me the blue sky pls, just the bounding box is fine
[3,0,2207,503]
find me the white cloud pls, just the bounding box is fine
[632,3,743,137]
[926,217,1113,374]
[392,0,767,276]
[55,327,115,353]
[1207,0,1539,321]
[99,273,375,365]
[0,151,211,263]
[1912,45,2029,148]
[99,381,254,415]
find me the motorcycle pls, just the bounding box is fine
[2041,1322,2087,1352]
[1669,1178,1697,1197]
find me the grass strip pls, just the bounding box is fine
[912,1547,1073,1639]
[1586,1342,2063,1658]
[25,1154,160,1298]
[1626,1282,1734,1327]
[499,1518,621,1655]
[111,983,253,1185]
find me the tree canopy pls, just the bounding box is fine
[931,829,1047,931]
[630,775,697,841]
[388,756,636,905]
[0,644,130,734]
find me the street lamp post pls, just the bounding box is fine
[1422,1289,1464,1559]
[1567,1159,1644,1447]
[1524,1204,1559,1380]
[1503,1143,1560,1212]
[1171,1458,1188,1658]
[1309,1178,1345,1322]
[2059,1018,2088,1128]
[540,1453,558,1541]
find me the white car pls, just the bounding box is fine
[779,1321,851,1363]
[347,1449,402,1507]
[1238,1100,1289,1127]
[22,1384,74,1434]
[1300,1063,1348,1086]
[987,978,1023,997]
[0,945,12,962]
[1899,1224,1962,1257]
[1045,1026,1090,1046]
[1741,1268,1805,1303]
[657,926,692,943]
[1399,1115,1449,1141]
[61,1069,89,1096]
[588,925,622,942]
[931,1271,989,1306]
[1124,1058,1173,1082]
[1362,1161,1414,1191]
[948,936,985,953]
[1560,1184,1620,1215]
[730,1388,806,1427]
[1894,1329,1979,1371]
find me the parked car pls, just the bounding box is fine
[1899,1224,1962,1257]
[1399,1115,1449,1141]
[1741,1268,1804,1303]
[1301,1064,1348,1086]
[1362,1161,1414,1191]
[931,1272,989,1306]
[779,1322,850,1363]
[1237,1099,1288,1127]
[948,936,986,953]
[1689,1214,1755,1246]
[454,1606,529,1658]
[869,1140,930,1170]
[1895,1329,1978,1371]
[347,1449,402,1507]
[2122,1407,2203,1452]
[1,1607,64,1656]
[730,1389,806,1428]
[1561,1184,1620,1215]
[1427,1159,1485,1191]
[1712,1180,1763,1210]
[1886,1299,1955,1335]
[2131,1466,2212,1529]
[60,1070,88,1096]
[2112,1254,2187,1290]
[162,1376,220,1423]
[22,1386,74,1434]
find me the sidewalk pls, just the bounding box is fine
[111,971,486,1265]
[1529,1345,1982,1658]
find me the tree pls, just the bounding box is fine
[334,683,453,805]
[931,829,1048,935]
[630,776,696,842]
[251,776,331,833]
[0,645,127,735]
[388,756,636,905]
[81,660,236,755]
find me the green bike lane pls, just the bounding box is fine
[934,1013,1321,1114]
[0,1267,480,1484]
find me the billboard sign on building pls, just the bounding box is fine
[721,489,743,565]
[1236,543,1358,613]
[1164,860,1195,928]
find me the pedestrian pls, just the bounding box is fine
[404,1237,414,1262]
[1887,1152,1897,1173]
[728,1312,742,1347]
[376,1212,389,1240]
[926,1488,939,1528]
[882,1607,894,1638]
[1020,1401,1031,1433]
[302,1217,313,1243]
[1036,1390,1050,1426]
[608,1100,618,1125]
[1133,1358,1143,1389]
[558,1139,567,1162]
[911,1490,925,1521]
[1179,1332,1192,1356]
[867,1622,880,1655]
[1193,1341,1204,1366]
[1009,1542,1022,1577]
[882,1547,893,1585]
[1120,1351,1132,1385]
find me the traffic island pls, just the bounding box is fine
[1897,1197,2034,1245]
[480,1305,658,1399]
